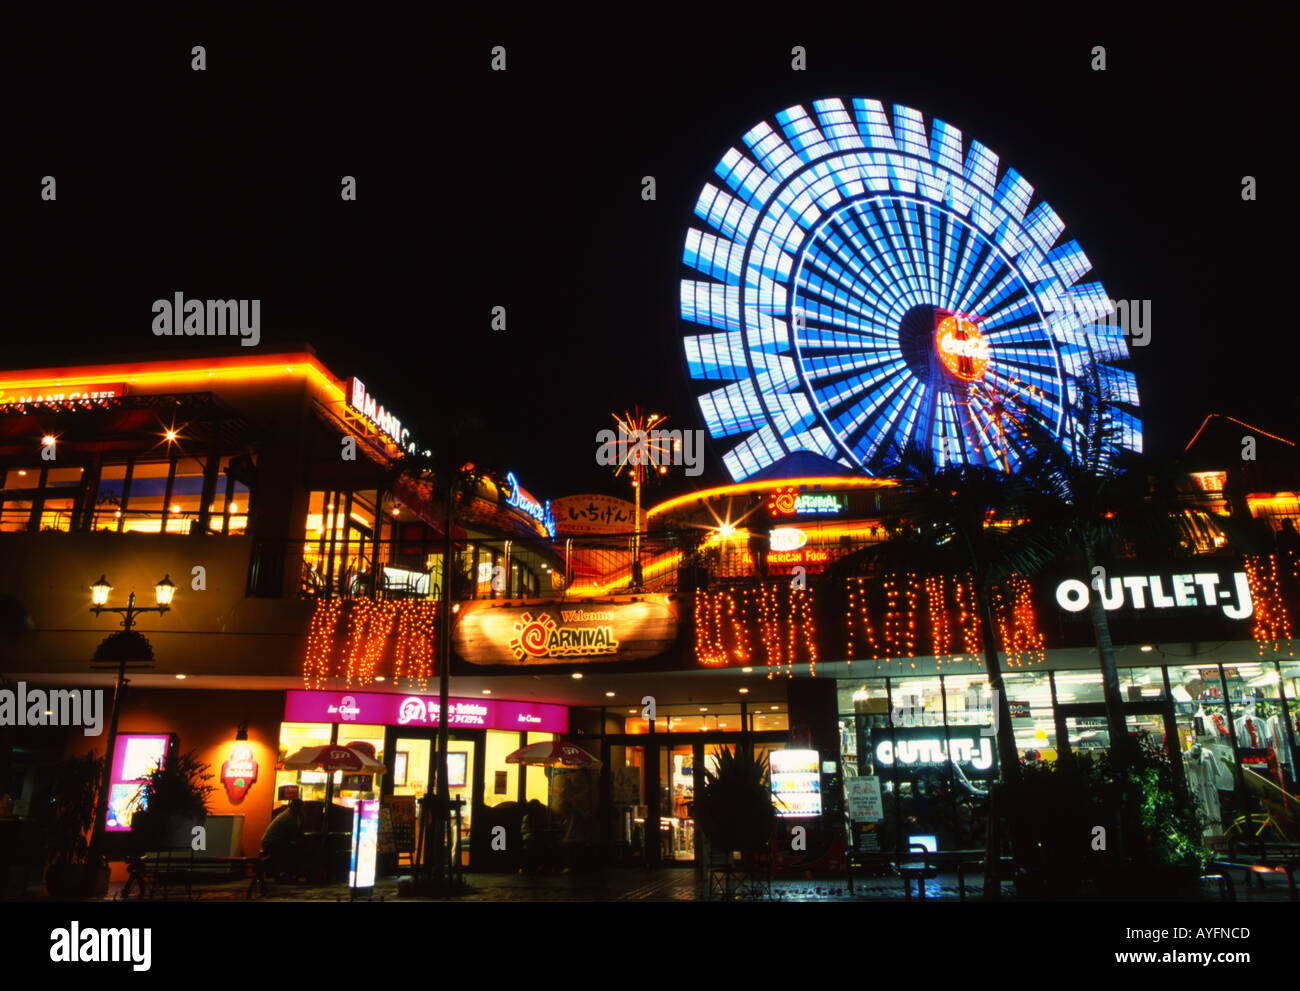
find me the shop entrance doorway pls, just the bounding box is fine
[604,732,787,868]
[1054,701,1183,776]
[381,727,482,869]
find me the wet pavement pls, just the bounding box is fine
[33,864,1287,902]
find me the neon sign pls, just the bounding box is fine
[504,472,556,537]
[872,726,997,779]
[347,377,419,454]
[935,314,989,382]
[768,489,844,516]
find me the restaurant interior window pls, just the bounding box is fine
[37,466,83,531]
[162,455,208,534]
[0,468,39,532]
[120,460,171,532]
[92,463,129,530]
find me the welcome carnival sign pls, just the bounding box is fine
[452,596,680,666]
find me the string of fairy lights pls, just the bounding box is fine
[993,574,1048,668]
[695,571,1051,675]
[1244,553,1296,656]
[301,598,440,689]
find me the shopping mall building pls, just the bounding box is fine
[1,347,1298,880]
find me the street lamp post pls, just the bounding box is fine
[84,574,175,889]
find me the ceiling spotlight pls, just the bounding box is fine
[739,687,749,694]
[571,672,583,680]
[42,435,56,446]
[1140,645,1154,652]
[481,689,492,695]
[741,666,753,673]
[605,691,615,697]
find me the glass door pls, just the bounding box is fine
[658,744,697,862]
[385,730,478,868]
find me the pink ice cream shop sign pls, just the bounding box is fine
[283,690,568,734]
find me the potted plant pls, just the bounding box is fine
[694,744,775,890]
[130,750,216,852]
[42,752,108,899]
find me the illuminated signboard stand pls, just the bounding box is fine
[348,798,381,900]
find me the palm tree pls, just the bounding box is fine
[1012,385,1221,775]
[868,446,1055,790]
[387,414,507,892]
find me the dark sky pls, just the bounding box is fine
[7,3,1296,503]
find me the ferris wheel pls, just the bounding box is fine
[680,98,1142,481]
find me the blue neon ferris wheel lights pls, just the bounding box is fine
[680,98,1142,482]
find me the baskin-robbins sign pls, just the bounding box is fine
[452,595,680,666]
[1054,570,1253,621]
[283,690,568,733]
[220,743,259,803]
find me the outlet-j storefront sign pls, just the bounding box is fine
[1054,570,1252,620]
[869,726,998,781]
[452,595,680,666]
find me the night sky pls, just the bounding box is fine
[8,4,1296,502]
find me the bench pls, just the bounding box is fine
[120,851,262,901]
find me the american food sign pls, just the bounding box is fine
[453,595,679,666]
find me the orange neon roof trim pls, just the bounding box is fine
[647,475,895,519]
[1184,414,1295,452]
[0,352,344,401]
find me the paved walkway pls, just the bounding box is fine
[26,865,1293,902]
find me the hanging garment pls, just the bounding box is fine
[1206,745,1236,790]
[1194,706,1209,737]
[1236,714,1272,750]
[1265,714,1292,768]
[1188,748,1222,832]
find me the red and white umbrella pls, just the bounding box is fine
[282,745,387,774]
[505,741,600,768]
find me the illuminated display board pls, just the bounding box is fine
[681,98,1142,481]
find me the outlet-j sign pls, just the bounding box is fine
[1054,571,1252,620]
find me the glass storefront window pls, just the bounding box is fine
[1002,672,1055,764]
[484,730,520,807]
